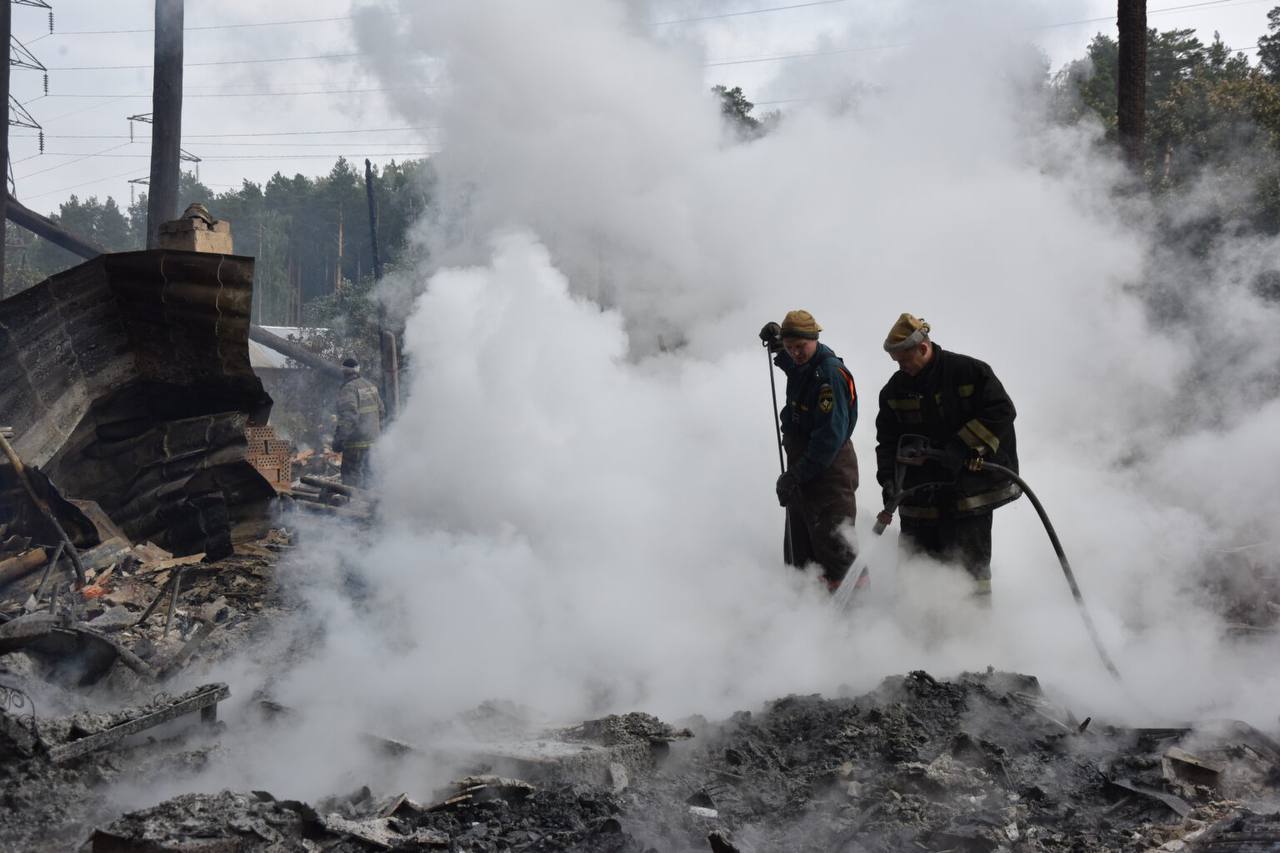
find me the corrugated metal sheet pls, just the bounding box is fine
[0,250,277,558]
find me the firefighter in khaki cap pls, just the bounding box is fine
[332,355,385,488]
[875,313,1019,601]
[759,310,860,592]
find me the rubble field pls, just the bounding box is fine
[2,534,1280,852]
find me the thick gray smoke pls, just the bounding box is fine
[159,0,1280,802]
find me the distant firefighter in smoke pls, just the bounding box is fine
[875,314,1020,602]
[332,356,385,488]
[760,310,860,592]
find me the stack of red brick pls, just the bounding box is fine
[243,425,293,492]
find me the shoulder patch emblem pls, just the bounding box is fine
[818,384,834,414]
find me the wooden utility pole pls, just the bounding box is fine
[335,206,344,292]
[147,0,184,248]
[1117,0,1147,169]
[1,1,12,295]
[365,158,398,418]
[364,159,383,281]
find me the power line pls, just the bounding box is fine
[24,15,350,38]
[702,0,1268,67]
[28,151,436,162]
[16,139,437,148]
[11,126,437,139]
[706,44,906,67]
[36,86,430,100]
[32,147,440,156]
[30,0,1274,76]
[653,0,848,26]
[17,141,134,180]
[170,152,437,160]
[20,167,157,203]
[1043,0,1274,30]
[15,149,436,199]
[46,51,366,71]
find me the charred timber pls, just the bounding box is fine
[247,325,344,377]
[6,194,104,260]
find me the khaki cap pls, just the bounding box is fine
[883,313,930,352]
[780,309,822,340]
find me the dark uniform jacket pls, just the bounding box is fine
[776,343,858,489]
[875,344,1018,520]
[335,376,385,450]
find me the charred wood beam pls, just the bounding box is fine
[6,194,104,259]
[0,547,48,589]
[0,431,87,587]
[300,475,361,498]
[45,682,228,763]
[247,325,344,377]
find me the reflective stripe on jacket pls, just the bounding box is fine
[336,376,385,449]
[875,344,1019,518]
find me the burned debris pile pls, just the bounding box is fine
[22,665,1277,853]
[0,533,285,853]
[623,669,1280,851]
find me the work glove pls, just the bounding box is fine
[939,442,986,474]
[331,439,345,454]
[875,482,896,533]
[775,471,801,507]
[759,322,782,353]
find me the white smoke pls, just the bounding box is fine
[170,0,1280,801]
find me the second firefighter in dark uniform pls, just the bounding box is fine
[761,310,859,591]
[333,356,385,488]
[875,313,1019,599]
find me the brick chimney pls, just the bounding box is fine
[157,202,233,254]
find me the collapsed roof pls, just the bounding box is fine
[0,249,277,558]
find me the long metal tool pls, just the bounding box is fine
[763,341,794,562]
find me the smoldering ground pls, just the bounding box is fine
[127,0,1280,804]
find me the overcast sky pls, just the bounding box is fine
[8,0,1278,216]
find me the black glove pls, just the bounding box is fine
[776,471,801,507]
[332,439,345,454]
[759,322,782,353]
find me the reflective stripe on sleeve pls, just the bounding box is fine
[958,418,1000,454]
[954,482,1021,512]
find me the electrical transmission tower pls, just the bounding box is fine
[2,0,53,294]
[7,0,52,194]
[125,112,202,190]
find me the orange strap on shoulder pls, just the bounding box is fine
[838,366,856,403]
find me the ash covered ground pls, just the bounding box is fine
[3,536,1280,852]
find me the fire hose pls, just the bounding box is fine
[869,439,1123,681]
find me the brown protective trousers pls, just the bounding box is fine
[783,439,859,584]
